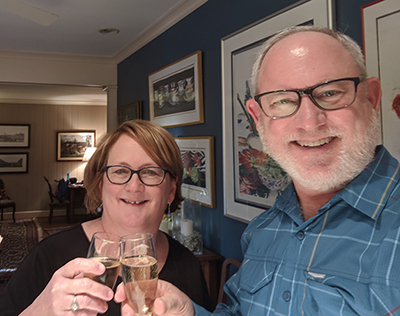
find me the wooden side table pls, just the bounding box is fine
[68,184,86,222]
[195,248,223,309]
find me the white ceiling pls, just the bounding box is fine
[0,0,207,106]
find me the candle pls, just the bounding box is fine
[181,219,193,236]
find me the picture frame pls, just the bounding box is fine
[56,130,96,161]
[362,0,400,162]
[221,0,334,223]
[149,51,204,128]
[175,136,215,208]
[117,101,143,125]
[0,153,29,173]
[0,124,30,148]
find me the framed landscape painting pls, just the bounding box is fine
[0,124,30,148]
[57,130,96,161]
[175,137,215,208]
[117,101,142,125]
[0,153,29,173]
[149,51,204,128]
[221,0,334,222]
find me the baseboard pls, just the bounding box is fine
[1,209,65,220]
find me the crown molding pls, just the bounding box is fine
[114,0,208,63]
[0,49,116,64]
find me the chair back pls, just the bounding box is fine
[43,176,55,203]
[217,258,242,305]
[0,178,4,190]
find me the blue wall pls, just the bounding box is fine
[117,0,375,260]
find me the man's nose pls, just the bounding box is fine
[293,95,327,130]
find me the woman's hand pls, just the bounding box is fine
[115,279,194,316]
[19,258,114,316]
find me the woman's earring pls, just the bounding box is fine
[96,204,103,213]
[167,204,171,218]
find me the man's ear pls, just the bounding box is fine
[366,77,382,114]
[246,98,261,126]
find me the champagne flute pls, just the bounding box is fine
[85,232,121,289]
[120,233,158,316]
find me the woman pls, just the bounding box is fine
[0,120,211,315]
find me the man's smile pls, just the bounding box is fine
[295,136,335,148]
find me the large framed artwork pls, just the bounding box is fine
[0,124,30,148]
[175,137,215,208]
[363,0,400,162]
[148,51,204,128]
[221,0,334,223]
[0,153,29,174]
[57,130,96,162]
[118,101,143,125]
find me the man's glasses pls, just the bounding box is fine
[104,165,169,186]
[254,77,363,119]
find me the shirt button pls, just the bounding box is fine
[283,290,291,302]
[296,231,305,240]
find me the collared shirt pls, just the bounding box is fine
[194,146,400,316]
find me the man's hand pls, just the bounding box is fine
[115,279,194,316]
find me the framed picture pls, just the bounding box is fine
[149,51,204,128]
[0,153,28,173]
[57,130,96,161]
[363,0,400,162]
[175,137,215,208]
[0,124,30,148]
[221,0,334,223]
[118,101,143,125]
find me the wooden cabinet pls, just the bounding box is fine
[195,248,223,309]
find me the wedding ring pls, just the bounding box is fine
[70,296,79,312]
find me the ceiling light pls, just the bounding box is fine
[98,28,120,35]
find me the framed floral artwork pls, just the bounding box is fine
[175,137,215,208]
[363,0,400,162]
[221,0,334,222]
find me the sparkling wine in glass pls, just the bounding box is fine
[120,233,158,316]
[85,232,121,289]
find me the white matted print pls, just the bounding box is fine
[149,51,204,128]
[175,137,215,208]
[222,0,334,223]
[363,0,400,161]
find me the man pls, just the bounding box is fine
[116,26,400,316]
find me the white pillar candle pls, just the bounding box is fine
[181,219,193,236]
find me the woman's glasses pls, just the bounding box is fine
[104,165,169,186]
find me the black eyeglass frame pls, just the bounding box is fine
[254,77,363,119]
[103,165,169,186]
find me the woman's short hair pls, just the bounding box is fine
[84,120,184,214]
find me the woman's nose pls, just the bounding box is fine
[125,173,145,191]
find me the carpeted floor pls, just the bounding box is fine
[0,218,41,282]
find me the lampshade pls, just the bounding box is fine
[82,147,97,162]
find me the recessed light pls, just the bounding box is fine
[98,28,120,35]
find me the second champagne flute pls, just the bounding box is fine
[85,232,121,289]
[120,233,158,316]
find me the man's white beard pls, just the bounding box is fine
[257,108,379,192]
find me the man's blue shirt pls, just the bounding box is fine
[195,146,400,315]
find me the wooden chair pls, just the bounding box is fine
[43,176,71,223]
[0,178,16,223]
[217,258,242,305]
